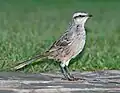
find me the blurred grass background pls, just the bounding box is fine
[0,0,120,73]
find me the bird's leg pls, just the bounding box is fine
[64,66,80,81]
[59,63,76,81]
[59,64,69,80]
[64,66,74,78]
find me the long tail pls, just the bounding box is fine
[14,54,47,70]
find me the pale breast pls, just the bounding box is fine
[71,30,86,59]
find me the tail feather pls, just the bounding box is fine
[14,54,46,70]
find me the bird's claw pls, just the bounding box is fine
[61,75,80,81]
[68,77,80,81]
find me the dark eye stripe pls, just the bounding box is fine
[79,15,85,17]
[74,15,85,19]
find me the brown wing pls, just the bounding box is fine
[47,31,74,53]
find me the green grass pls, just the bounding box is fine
[0,0,120,73]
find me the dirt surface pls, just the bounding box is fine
[0,70,120,93]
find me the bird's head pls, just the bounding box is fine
[72,12,92,25]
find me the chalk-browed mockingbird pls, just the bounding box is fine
[14,12,92,81]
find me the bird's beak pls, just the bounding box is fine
[88,14,93,17]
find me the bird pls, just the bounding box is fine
[14,12,92,81]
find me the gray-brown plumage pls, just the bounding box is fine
[14,12,92,81]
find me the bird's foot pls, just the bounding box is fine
[61,75,80,81]
[61,77,79,81]
[69,77,79,81]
